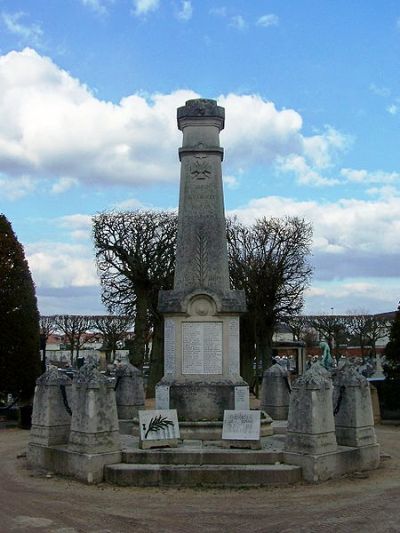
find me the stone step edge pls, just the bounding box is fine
[104,463,303,487]
[107,463,300,471]
[121,449,284,465]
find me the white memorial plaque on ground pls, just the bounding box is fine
[139,409,180,443]
[182,322,223,374]
[228,317,240,375]
[155,385,170,409]
[222,410,260,441]
[234,386,250,410]
[164,319,176,374]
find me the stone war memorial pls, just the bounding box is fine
[27,98,381,486]
[157,98,251,429]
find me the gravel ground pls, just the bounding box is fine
[0,424,399,533]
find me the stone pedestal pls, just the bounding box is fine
[115,361,145,419]
[157,99,248,422]
[333,364,377,447]
[29,367,72,446]
[260,363,291,420]
[285,363,337,455]
[68,363,120,454]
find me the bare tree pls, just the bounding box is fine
[93,210,177,394]
[346,310,372,360]
[54,315,93,366]
[227,216,313,372]
[308,314,350,360]
[366,315,391,356]
[39,315,57,372]
[91,315,133,364]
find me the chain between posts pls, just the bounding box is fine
[59,384,72,416]
[114,376,122,391]
[334,385,345,415]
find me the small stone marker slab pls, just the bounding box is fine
[139,409,180,449]
[234,386,250,410]
[222,410,261,449]
[155,385,170,409]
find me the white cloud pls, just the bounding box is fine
[256,14,279,27]
[230,15,247,31]
[230,194,400,256]
[132,0,159,16]
[277,155,339,187]
[223,174,239,189]
[80,0,110,15]
[51,177,79,194]
[0,175,36,200]
[369,83,391,97]
[387,104,399,115]
[341,168,400,184]
[0,49,351,195]
[26,242,98,288]
[114,197,146,209]
[1,11,43,46]
[58,214,92,230]
[176,1,192,21]
[209,7,227,17]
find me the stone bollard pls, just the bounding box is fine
[115,360,145,419]
[30,367,72,446]
[260,362,291,420]
[68,362,120,454]
[285,362,337,455]
[333,363,377,447]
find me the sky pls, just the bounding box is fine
[0,0,399,316]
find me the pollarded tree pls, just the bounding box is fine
[93,210,177,394]
[91,314,133,363]
[39,315,57,372]
[308,314,350,360]
[54,314,92,365]
[0,214,41,402]
[227,216,313,373]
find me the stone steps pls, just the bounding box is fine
[104,462,302,487]
[121,448,284,465]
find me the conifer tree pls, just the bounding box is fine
[385,303,400,371]
[0,214,41,402]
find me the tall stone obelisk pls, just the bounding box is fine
[157,99,248,421]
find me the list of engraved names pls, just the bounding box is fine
[182,322,223,374]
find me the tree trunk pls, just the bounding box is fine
[240,313,256,386]
[146,316,164,398]
[256,315,275,372]
[130,288,148,368]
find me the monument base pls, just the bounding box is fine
[283,443,380,482]
[27,443,121,484]
[335,425,377,447]
[157,378,249,421]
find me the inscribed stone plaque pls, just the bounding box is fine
[164,319,176,374]
[234,386,250,410]
[228,317,240,375]
[222,410,261,441]
[155,385,170,409]
[182,322,223,374]
[139,409,180,441]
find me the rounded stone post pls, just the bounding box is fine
[30,367,72,446]
[68,362,120,454]
[285,363,337,455]
[260,362,291,420]
[333,363,377,447]
[115,361,145,419]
